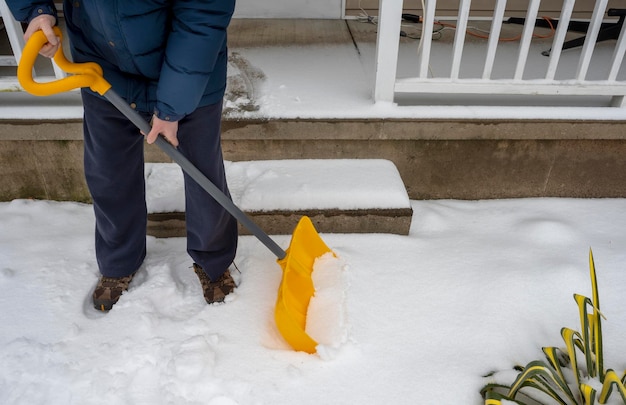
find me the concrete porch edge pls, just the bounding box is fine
[147,208,414,238]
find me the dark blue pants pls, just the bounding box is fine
[82,90,238,280]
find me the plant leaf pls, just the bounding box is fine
[481,384,528,405]
[508,360,574,405]
[580,383,596,404]
[598,369,626,403]
[588,249,604,380]
[561,327,584,387]
[542,347,575,400]
[589,249,600,313]
[573,294,596,377]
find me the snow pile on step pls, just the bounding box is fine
[145,162,186,213]
[145,159,410,214]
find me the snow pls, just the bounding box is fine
[146,160,411,213]
[305,253,348,356]
[1,197,626,404]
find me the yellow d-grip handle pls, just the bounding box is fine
[18,26,111,96]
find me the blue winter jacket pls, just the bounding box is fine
[7,0,235,121]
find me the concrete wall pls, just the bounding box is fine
[220,119,626,200]
[2,118,626,202]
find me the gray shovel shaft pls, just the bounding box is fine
[103,90,287,260]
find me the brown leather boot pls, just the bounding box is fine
[92,273,135,311]
[192,263,236,304]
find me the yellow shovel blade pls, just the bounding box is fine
[275,216,333,353]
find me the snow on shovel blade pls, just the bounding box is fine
[275,216,333,354]
[18,28,336,354]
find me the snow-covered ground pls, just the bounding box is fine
[1,196,626,404]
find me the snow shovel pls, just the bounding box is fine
[19,27,332,354]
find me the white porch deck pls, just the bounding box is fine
[0,18,625,122]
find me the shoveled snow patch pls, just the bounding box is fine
[305,252,349,359]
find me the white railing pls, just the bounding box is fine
[374,0,626,107]
[0,0,65,91]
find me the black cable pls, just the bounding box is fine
[402,13,421,23]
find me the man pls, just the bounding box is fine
[7,0,239,310]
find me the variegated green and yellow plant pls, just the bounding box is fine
[481,250,626,405]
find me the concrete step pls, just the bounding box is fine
[146,159,413,237]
